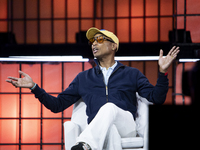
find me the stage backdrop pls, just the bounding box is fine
[0,0,200,44]
[0,60,175,150]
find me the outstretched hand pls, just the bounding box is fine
[6,70,35,88]
[159,46,180,73]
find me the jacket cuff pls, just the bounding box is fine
[159,72,168,76]
[31,84,43,96]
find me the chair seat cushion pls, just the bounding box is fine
[121,137,143,148]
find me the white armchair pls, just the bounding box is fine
[64,93,152,150]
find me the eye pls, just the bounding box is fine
[97,36,104,43]
[88,38,94,45]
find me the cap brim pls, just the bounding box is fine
[86,27,102,40]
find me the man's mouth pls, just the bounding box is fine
[93,48,98,54]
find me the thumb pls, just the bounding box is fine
[19,70,28,77]
[159,49,163,58]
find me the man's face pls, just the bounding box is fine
[91,33,114,59]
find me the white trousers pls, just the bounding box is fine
[76,102,136,150]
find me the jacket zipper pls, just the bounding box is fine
[103,65,124,102]
[103,77,109,102]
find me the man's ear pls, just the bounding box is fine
[112,43,117,51]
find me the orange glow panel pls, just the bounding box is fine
[21,120,40,143]
[40,0,51,18]
[26,0,37,18]
[13,0,24,19]
[54,20,65,43]
[95,0,101,18]
[42,94,62,118]
[43,120,61,143]
[131,19,143,42]
[63,62,83,118]
[67,0,79,18]
[160,18,172,41]
[175,63,195,105]
[81,0,93,18]
[21,64,41,93]
[0,146,18,150]
[53,0,65,18]
[21,145,40,150]
[177,16,184,29]
[0,21,7,32]
[165,88,172,105]
[0,95,19,118]
[64,62,82,88]
[187,0,200,14]
[26,21,38,44]
[186,16,200,43]
[167,64,173,87]
[63,105,73,118]
[146,18,158,42]
[103,20,115,33]
[117,19,129,42]
[0,63,19,93]
[103,0,115,17]
[40,21,51,44]
[131,62,144,74]
[43,145,61,150]
[84,62,92,71]
[175,63,183,94]
[94,19,101,29]
[0,120,19,143]
[145,61,158,86]
[0,0,7,19]
[21,95,40,118]
[67,20,79,43]
[117,0,129,17]
[175,95,192,105]
[13,21,24,44]
[131,0,143,16]
[177,0,184,14]
[160,0,173,16]
[81,20,93,31]
[146,0,158,16]
[43,63,62,93]
[119,62,129,67]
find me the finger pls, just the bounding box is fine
[19,70,28,77]
[7,76,19,81]
[5,79,12,83]
[171,47,180,55]
[159,49,163,58]
[168,46,176,56]
[11,79,20,87]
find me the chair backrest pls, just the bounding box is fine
[71,99,88,132]
[71,93,152,136]
[135,93,153,137]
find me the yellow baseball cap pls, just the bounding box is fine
[86,27,119,51]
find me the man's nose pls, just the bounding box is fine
[92,40,98,46]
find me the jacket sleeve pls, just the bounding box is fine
[136,71,169,104]
[31,75,81,113]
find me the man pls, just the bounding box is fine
[6,27,180,150]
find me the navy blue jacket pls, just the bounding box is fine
[32,60,169,123]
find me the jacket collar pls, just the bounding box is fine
[94,59,125,74]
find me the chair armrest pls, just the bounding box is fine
[143,124,148,150]
[64,121,81,150]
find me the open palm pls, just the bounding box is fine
[159,46,180,73]
[6,70,35,88]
